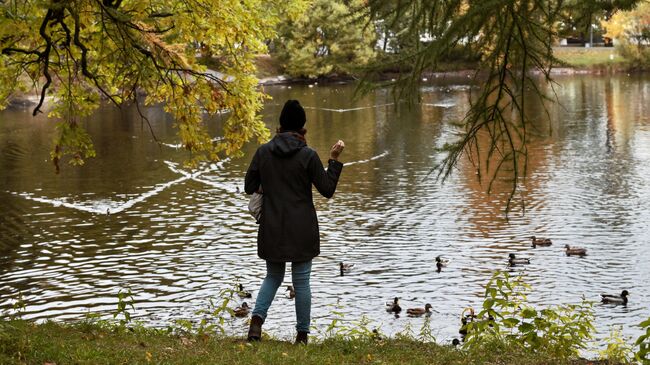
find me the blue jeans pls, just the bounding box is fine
[251,260,312,333]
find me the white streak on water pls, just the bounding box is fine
[10,159,230,215]
[158,136,224,150]
[192,178,242,195]
[8,193,119,215]
[421,102,456,108]
[9,177,186,215]
[302,102,455,112]
[345,150,390,166]
[163,158,230,178]
[164,160,242,196]
[303,103,394,113]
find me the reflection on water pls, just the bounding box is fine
[1,75,649,348]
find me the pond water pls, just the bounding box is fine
[1,75,649,349]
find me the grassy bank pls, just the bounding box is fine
[552,46,626,68]
[0,320,612,365]
[250,47,635,84]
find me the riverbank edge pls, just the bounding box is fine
[0,320,613,365]
[257,64,645,85]
[7,61,646,107]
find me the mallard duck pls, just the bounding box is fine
[531,236,552,247]
[461,308,476,325]
[436,256,449,272]
[237,284,252,299]
[233,302,250,317]
[407,303,432,316]
[459,308,475,337]
[371,329,384,341]
[436,261,443,273]
[386,297,402,314]
[340,262,354,276]
[286,285,295,299]
[435,256,449,266]
[601,290,629,305]
[459,308,494,338]
[564,244,587,256]
[508,253,531,266]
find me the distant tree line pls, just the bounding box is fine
[272,0,646,79]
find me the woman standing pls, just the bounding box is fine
[244,99,345,344]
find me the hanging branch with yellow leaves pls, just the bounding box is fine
[0,0,307,172]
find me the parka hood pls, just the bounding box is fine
[269,132,306,157]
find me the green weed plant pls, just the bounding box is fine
[191,286,238,337]
[599,326,633,364]
[461,270,595,360]
[320,300,381,341]
[636,317,650,364]
[114,288,135,327]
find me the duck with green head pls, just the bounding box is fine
[601,290,629,305]
[237,284,252,298]
[508,253,531,266]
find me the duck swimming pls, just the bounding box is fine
[601,290,628,305]
[286,285,295,299]
[564,244,587,256]
[435,256,449,266]
[233,302,250,317]
[386,297,402,314]
[237,284,252,299]
[407,303,432,316]
[459,307,494,339]
[459,307,476,338]
[508,253,531,266]
[531,236,552,247]
[436,256,449,272]
[340,262,354,276]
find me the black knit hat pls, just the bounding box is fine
[279,100,306,131]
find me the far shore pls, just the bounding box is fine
[7,47,645,108]
[257,66,635,86]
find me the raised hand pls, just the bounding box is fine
[330,140,345,161]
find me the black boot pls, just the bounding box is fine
[295,331,308,345]
[247,315,264,342]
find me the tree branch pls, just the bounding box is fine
[33,9,55,116]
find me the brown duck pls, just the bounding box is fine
[531,236,552,247]
[407,303,432,316]
[564,244,587,256]
[233,302,250,317]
